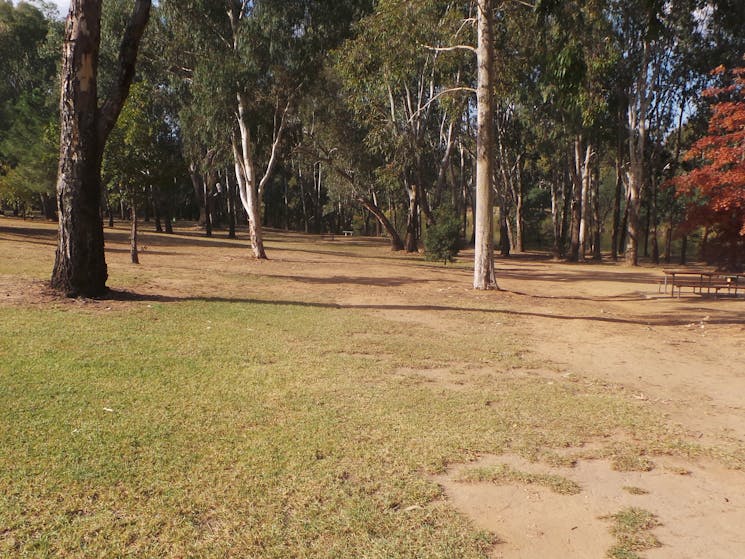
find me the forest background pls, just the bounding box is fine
[1,0,744,271]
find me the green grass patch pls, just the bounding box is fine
[0,285,689,557]
[604,507,662,559]
[459,463,581,495]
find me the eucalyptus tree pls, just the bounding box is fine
[334,0,473,253]
[606,0,714,265]
[164,0,370,258]
[295,75,406,248]
[473,0,497,287]
[532,0,617,262]
[0,1,62,216]
[51,0,151,297]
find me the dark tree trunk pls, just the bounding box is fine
[190,165,207,226]
[40,193,56,220]
[226,169,236,239]
[359,196,404,251]
[50,0,151,297]
[153,187,163,233]
[663,224,672,264]
[51,1,107,296]
[651,181,659,264]
[568,138,583,262]
[130,201,139,264]
[619,190,630,257]
[203,173,212,237]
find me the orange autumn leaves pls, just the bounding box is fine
[671,65,745,236]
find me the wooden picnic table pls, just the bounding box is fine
[661,268,741,297]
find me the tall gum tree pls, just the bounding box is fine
[166,0,370,259]
[51,0,151,296]
[473,0,497,289]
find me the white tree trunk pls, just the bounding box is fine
[578,142,592,261]
[473,0,497,290]
[235,93,267,259]
[625,39,652,266]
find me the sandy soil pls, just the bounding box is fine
[2,217,744,558]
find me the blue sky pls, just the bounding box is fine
[48,0,69,17]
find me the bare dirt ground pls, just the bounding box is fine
[2,216,744,558]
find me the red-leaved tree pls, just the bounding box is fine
[672,64,745,270]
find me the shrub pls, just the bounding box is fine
[424,205,461,264]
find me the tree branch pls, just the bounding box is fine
[421,44,477,54]
[407,87,476,124]
[97,0,152,145]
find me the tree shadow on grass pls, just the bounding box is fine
[105,289,745,327]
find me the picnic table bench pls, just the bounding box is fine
[660,268,741,298]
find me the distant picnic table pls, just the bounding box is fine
[660,268,742,298]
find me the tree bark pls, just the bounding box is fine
[568,137,583,262]
[550,177,562,260]
[226,169,236,239]
[578,141,592,261]
[625,38,652,266]
[130,200,139,264]
[403,182,419,252]
[473,0,497,289]
[592,161,602,261]
[358,196,404,251]
[611,148,623,261]
[51,0,151,297]
[233,100,267,259]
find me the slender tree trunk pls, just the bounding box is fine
[642,192,650,258]
[403,182,419,252]
[664,217,672,263]
[680,234,687,265]
[619,189,630,256]
[233,96,267,259]
[499,196,510,257]
[473,0,497,289]
[513,157,524,252]
[359,196,404,250]
[625,38,652,266]
[578,141,592,261]
[130,201,139,264]
[611,152,623,261]
[203,173,212,237]
[190,165,207,226]
[592,161,602,261]
[550,178,562,260]
[153,186,163,233]
[568,137,583,262]
[105,195,114,227]
[701,226,709,263]
[226,169,236,239]
[651,179,659,264]
[164,204,173,234]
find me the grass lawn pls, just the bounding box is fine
[0,223,699,558]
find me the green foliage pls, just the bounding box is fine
[0,2,62,209]
[425,205,461,264]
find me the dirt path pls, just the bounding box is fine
[2,218,744,558]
